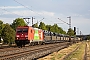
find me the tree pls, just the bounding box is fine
[46,24,66,34]
[46,25,52,31]
[87,35,90,40]
[1,23,15,46]
[32,22,67,34]
[67,28,74,36]
[11,18,27,31]
[63,31,66,34]
[39,22,46,30]
[0,20,4,43]
[50,24,58,33]
[58,27,66,34]
[32,23,38,28]
[0,20,3,35]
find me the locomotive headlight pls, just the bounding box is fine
[25,35,28,37]
[17,38,18,40]
[26,37,28,39]
[16,35,19,37]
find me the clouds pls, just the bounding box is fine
[0,0,90,34]
[0,8,55,18]
[12,10,55,17]
[0,6,24,9]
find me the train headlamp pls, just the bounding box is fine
[25,35,28,37]
[16,35,19,37]
[17,38,18,40]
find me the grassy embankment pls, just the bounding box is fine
[38,42,86,60]
[65,41,86,60]
[86,40,90,60]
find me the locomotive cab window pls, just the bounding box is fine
[23,28,28,32]
[17,28,28,33]
[17,29,22,33]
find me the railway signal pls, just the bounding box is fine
[74,27,76,35]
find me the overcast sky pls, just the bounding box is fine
[0,0,90,35]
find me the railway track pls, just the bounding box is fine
[0,42,70,60]
[0,40,69,57]
[0,42,65,57]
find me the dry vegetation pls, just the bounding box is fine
[64,42,86,60]
[38,42,85,60]
[86,40,90,60]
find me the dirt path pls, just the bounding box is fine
[86,41,90,60]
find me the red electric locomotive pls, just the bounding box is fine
[15,26,44,47]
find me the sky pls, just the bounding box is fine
[0,0,90,35]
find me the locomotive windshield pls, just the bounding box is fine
[17,28,28,33]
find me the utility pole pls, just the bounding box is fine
[80,31,82,41]
[67,16,71,29]
[58,17,71,42]
[77,28,79,35]
[32,17,35,27]
[23,17,35,26]
[23,18,30,25]
[80,31,82,35]
[67,16,71,42]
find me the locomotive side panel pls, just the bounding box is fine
[29,28,44,42]
[28,26,34,41]
[15,26,45,47]
[38,29,44,40]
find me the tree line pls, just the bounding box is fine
[0,18,75,45]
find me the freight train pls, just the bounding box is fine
[15,26,81,47]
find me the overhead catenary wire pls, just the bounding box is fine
[13,0,50,25]
[58,18,69,25]
[13,0,44,17]
[0,7,24,18]
[13,0,59,24]
[0,0,71,31]
[13,0,32,11]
